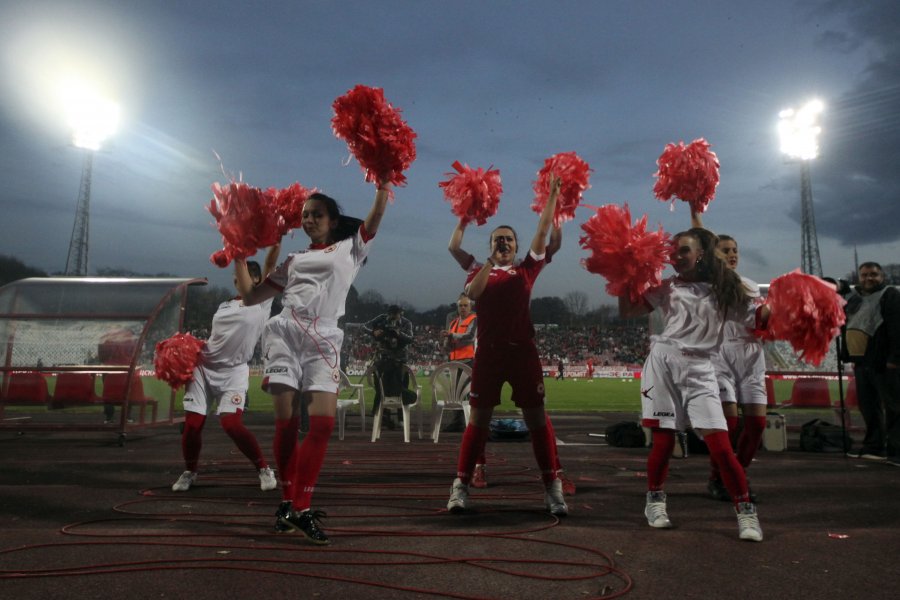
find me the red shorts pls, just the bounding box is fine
[470,341,545,409]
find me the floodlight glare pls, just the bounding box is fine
[778,99,824,161]
[59,78,119,151]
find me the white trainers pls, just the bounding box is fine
[645,491,673,528]
[544,478,568,516]
[736,502,764,542]
[259,467,277,491]
[172,471,197,492]
[447,478,470,512]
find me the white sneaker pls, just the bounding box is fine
[259,467,277,491]
[736,502,764,542]
[172,471,197,492]
[645,491,673,528]
[544,478,568,516]
[447,478,470,512]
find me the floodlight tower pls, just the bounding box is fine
[778,99,824,277]
[61,81,119,276]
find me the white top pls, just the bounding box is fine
[265,227,371,322]
[722,276,763,345]
[202,297,273,369]
[644,277,724,353]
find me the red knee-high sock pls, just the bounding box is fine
[457,424,490,484]
[705,430,749,504]
[291,415,334,512]
[274,416,300,501]
[710,415,740,480]
[545,416,563,471]
[736,415,767,469]
[529,424,558,486]
[220,411,268,470]
[647,430,675,491]
[182,412,207,472]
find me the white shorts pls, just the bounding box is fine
[182,364,248,416]
[640,344,727,432]
[262,313,342,394]
[713,341,767,406]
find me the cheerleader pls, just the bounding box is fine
[446,177,569,516]
[619,227,764,541]
[236,184,391,545]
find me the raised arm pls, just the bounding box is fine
[262,242,281,279]
[363,183,392,237]
[530,176,561,256]
[546,224,562,262]
[690,208,703,229]
[234,258,278,306]
[448,219,475,270]
[618,294,653,319]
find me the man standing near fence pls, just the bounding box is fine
[840,262,900,465]
[441,293,477,432]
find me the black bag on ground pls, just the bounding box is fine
[800,419,850,452]
[605,421,646,447]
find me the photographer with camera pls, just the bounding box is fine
[364,305,415,429]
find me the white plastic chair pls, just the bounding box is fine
[366,363,422,443]
[336,369,365,440]
[429,361,472,443]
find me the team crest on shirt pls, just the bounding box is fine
[537,382,545,394]
[324,245,337,253]
[331,369,340,383]
[508,269,517,276]
[231,394,242,405]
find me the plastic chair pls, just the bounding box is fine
[429,361,472,443]
[336,369,366,440]
[2,372,50,405]
[51,373,99,407]
[366,363,422,443]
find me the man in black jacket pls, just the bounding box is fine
[840,262,900,464]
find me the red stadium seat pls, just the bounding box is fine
[51,373,99,407]
[102,373,157,423]
[787,377,832,408]
[2,372,50,405]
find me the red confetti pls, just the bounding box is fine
[532,152,592,226]
[331,85,417,189]
[579,203,672,304]
[653,138,720,214]
[759,269,846,366]
[154,333,205,389]
[439,160,502,225]
[827,533,850,539]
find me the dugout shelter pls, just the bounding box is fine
[0,277,206,444]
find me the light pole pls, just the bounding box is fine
[778,99,824,277]
[60,79,119,276]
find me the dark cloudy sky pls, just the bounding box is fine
[1,0,898,309]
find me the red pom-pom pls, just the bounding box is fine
[331,85,417,189]
[653,138,720,213]
[153,333,206,389]
[579,203,672,303]
[439,161,502,226]
[207,181,280,267]
[532,152,592,226]
[210,250,229,268]
[271,182,316,236]
[762,269,847,366]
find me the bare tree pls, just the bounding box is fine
[564,291,589,326]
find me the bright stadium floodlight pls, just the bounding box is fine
[59,77,120,151]
[60,76,120,275]
[778,99,824,161]
[778,98,825,277]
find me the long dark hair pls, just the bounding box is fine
[675,227,750,314]
[308,192,363,243]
